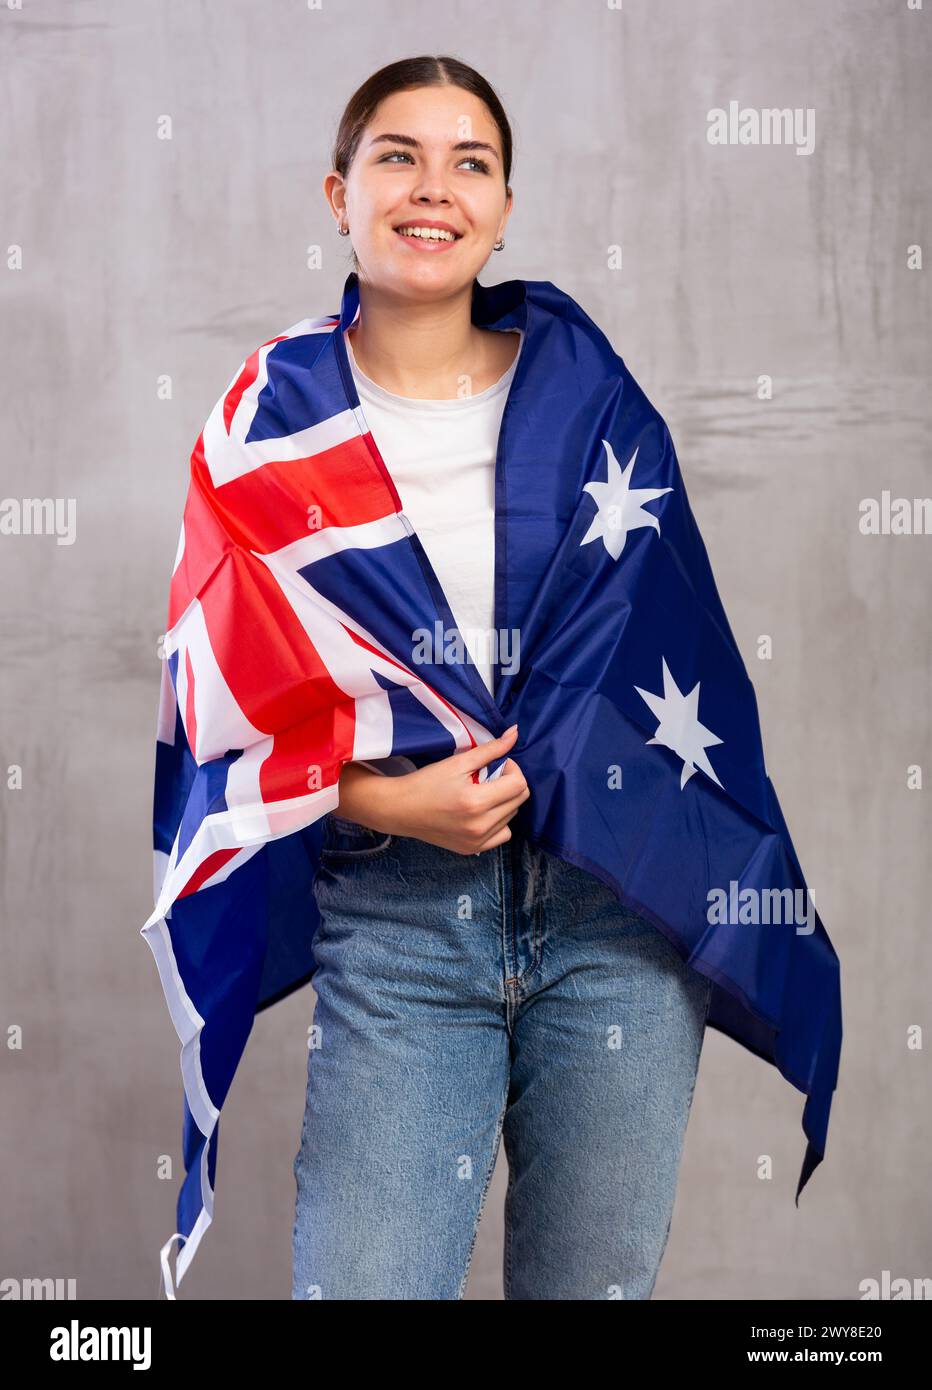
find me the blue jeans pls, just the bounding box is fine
[291,813,712,1300]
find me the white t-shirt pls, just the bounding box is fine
[345,327,523,698]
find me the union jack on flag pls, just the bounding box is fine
[143,271,842,1297]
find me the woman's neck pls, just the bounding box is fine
[347,281,518,400]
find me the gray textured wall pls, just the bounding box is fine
[1,0,929,1300]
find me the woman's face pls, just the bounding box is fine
[330,85,512,299]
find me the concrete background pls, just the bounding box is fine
[0,0,929,1299]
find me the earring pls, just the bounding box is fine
[493,237,505,251]
[338,219,350,236]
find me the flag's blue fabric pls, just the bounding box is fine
[142,270,842,1296]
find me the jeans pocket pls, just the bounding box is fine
[320,812,395,860]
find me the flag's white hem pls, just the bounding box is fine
[141,786,342,1294]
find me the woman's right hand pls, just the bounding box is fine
[336,723,530,855]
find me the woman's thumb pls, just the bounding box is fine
[455,723,518,773]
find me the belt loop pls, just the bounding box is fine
[521,838,552,914]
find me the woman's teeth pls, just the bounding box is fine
[395,226,459,242]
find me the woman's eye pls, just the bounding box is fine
[378,150,490,174]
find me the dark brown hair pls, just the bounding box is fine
[331,56,514,271]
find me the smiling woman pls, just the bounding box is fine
[145,53,840,1304]
[322,58,514,401]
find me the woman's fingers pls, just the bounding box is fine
[450,723,519,777]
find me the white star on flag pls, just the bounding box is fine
[579,439,673,561]
[634,656,724,790]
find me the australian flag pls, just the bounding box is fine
[142,270,842,1297]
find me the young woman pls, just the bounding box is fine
[289,55,713,1301]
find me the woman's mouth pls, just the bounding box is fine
[393,224,463,252]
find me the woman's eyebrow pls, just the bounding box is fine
[369,132,500,161]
